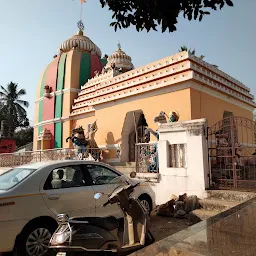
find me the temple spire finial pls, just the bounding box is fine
[77,20,85,35]
[117,42,121,50]
[77,0,86,35]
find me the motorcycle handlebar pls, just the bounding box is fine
[102,182,140,207]
[102,201,110,207]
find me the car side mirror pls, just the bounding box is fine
[94,193,102,200]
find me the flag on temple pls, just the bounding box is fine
[81,0,86,3]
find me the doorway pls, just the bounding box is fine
[121,110,148,162]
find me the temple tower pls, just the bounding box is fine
[34,27,106,150]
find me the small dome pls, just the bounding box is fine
[105,45,134,71]
[58,30,102,58]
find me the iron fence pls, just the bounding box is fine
[0,147,109,167]
[208,116,256,190]
[135,142,187,173]
[135,143,159,173]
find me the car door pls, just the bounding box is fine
[40,164,95,217]
[85,163,123,218]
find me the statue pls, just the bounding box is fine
[86,120,102,161]
[143,110,179,172]
[44,85,52,98]
[66,126,90,160]
[235,142,243,166]
[215,132,229,165]
[66,121,102,161]
[154,111,168,124]
[169,111,179,122]
[144,128,159,172]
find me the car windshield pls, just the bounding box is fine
[0,167,37,190]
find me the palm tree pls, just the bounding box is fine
[0,82,29,137]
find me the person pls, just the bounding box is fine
[57,169,64,180]
[51,169,65,189]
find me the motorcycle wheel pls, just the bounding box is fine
[145,231,155,246]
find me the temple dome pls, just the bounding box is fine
[58,30,102,58]
[105,45,134,71]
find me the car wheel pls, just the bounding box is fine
[16,223,55,256]
[138,195,152,215]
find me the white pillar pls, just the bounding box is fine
[152,118,209,205]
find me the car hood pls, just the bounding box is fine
[129,178,149,186]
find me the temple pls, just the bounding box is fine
[33,26,255,163]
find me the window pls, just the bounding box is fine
[169,144,187,168]
[0,168,36,190]
[86,164,119,185]
[44,165,90,190]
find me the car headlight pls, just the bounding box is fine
[56,231,70,244]
[51,231,71,245]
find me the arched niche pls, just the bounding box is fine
[121,110,148,162]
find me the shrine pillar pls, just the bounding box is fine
[153,119,209,205]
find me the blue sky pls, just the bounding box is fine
[0,0,255,124]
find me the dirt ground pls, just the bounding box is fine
[149,211,191,242]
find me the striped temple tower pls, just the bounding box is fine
[34,28,107,150]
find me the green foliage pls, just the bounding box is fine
[99,0,234,32]
[0,82,29,137]
[178,45,204,59]
[13,127,33,149]
[179,45,220,68]
[179,45,196,55]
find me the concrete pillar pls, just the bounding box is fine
[151,118,209,205]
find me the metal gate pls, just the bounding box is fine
[208,116,256,190]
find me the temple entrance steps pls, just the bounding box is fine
[191,190,256,221]
[109,162,136,176]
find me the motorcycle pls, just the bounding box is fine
[49,176,155,255]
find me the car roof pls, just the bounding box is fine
[14,160,111,169]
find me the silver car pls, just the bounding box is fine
[0,160,155,256]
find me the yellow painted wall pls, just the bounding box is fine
[190,87,253,127]
[71,87,192,146]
